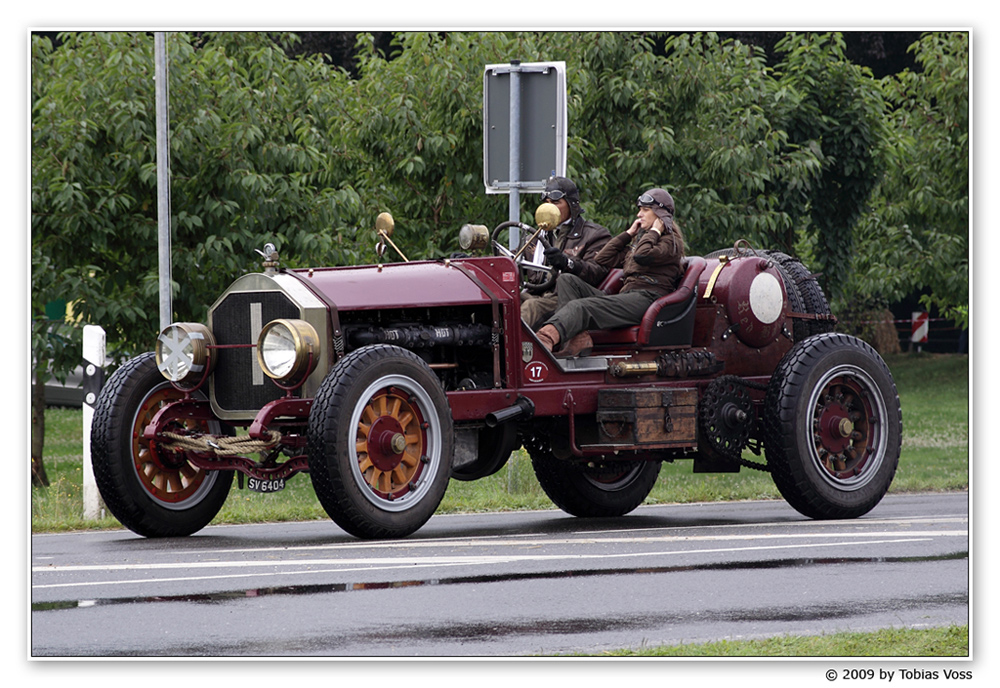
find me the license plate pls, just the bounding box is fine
[247,477,286,493]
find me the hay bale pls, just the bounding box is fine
[834,307,901,355]
[871,309,901,354]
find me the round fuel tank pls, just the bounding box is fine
[704,256,787,348]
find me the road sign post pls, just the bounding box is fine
[483,61,567,247]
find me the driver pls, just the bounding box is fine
[520,176,612,329]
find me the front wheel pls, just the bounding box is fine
[308,345,454,539]
[527,438,661,517]
[763,333,902,519]
[90,353,233,537]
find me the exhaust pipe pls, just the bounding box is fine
[485,396,535,428]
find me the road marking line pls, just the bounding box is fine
[159,529,969,558]
[31,537,942,590]
[32,531,968,572]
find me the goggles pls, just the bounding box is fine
[541,189,567,202]
[637,193,671,211]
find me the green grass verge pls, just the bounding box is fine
[570,624,969,657]
[32,352,968,532]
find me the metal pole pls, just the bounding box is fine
[155,32,172,330]
[507,61,521,251]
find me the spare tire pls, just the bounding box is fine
[764,251,835,340]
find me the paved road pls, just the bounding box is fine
[30,492,968,657]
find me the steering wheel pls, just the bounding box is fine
[490,220,560,295]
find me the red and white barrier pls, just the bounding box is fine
[911,311,929,344]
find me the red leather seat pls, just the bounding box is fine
[589,256,707,349]
[597,268,624,294]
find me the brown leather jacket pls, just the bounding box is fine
[554,217,613,285]
[594,226,684,297]
[526,216,612,289]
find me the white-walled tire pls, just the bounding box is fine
[307,345,454,539]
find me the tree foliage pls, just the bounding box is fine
[768,33,888,301]
[846,32,969,328]
[31,29,969,375]
[31,32,367,364]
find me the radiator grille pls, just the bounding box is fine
[210,290,301,415]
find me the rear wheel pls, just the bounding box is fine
[763,333,901,519]
[90,353,233,537]
[451,422,518,481]
[527,437,661,517]
[308,345,454,539]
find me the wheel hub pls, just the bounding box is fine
[355,388,427,498]
[367,416,408,471]
[812,376,874,480]
[132,386,212,504]
[818,401,854,454]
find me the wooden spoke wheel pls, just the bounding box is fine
[308,345,454,539]
[90,353,232,537]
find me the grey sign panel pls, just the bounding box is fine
[483,62,567,194]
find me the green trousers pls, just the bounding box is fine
[543,273,658,342]
[521,291,559,330]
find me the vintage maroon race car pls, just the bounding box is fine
[91,203,902,539]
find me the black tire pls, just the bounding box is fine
[450,422,518,481]
[527,439,661,517]
[307,345,454,539]
[763,333,902,519]
[764,251,834,340]
[90,353,233,537]
[762,251,806,330]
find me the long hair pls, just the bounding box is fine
[669,216,686,257]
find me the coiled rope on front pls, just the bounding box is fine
[158,431,282,456]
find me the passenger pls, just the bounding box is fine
[535,188,685,358]
[520,176,612,329]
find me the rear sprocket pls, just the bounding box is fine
[699,375,756,462]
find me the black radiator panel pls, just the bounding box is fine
[211,290,301,414]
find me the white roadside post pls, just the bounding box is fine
[82,325,106,520]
